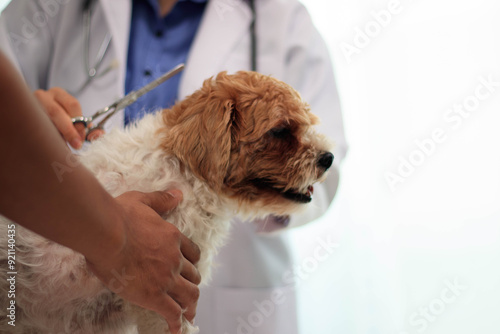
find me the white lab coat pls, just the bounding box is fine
[0,0,346,333]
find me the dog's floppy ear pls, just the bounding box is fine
[160,75,236,191]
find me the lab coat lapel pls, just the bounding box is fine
[99,0,131,129]
[179,0,252,97]
[100,0,132,96]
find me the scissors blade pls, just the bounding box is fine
[115,63,185,111]
[89,63,185,120]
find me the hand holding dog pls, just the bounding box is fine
[0,52,200,333]
[85,190,202,334]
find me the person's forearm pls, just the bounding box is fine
[0,52,202,331]
[0,52,124,263]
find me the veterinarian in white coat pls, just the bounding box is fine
[0,0,347,333]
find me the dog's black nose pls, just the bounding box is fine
[317,152,334,170]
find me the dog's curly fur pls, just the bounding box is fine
[0,71,333,333]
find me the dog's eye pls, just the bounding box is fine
[269,127,290,139]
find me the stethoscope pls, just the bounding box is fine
[69,0,114,96]
[248,0,257,71]
[74,0,257,94]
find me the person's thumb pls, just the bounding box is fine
[141,189,183,215]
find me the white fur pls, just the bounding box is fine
[0,113,242,334]
[0,93,330,333]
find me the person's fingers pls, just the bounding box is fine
[183,298,198,324]
[140,189,183,215]
[183,301,198,324]
[152,295,183,334]
[74,122,87,141]
[50,87,80,114]
[34,89,83,148]
[180,233,201,265]
[52,87,85,140]
[167,277,200,323]
[180,256,201,285]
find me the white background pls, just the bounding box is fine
[1,0,499,333]
[290,0,500,333]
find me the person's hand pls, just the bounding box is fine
[34,87,105,148]
[34,87,85,149]
[85,190,201,334]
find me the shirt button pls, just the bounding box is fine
[144,69,152,76]
[155,30,163,38]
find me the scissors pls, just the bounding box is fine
[71,63,185,141]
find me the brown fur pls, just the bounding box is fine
[0,71,333,334]
[161,71,331,215]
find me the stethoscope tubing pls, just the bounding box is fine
[71,0,257,95]
[69,0,113,96]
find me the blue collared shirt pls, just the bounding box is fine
[124,0,207,125]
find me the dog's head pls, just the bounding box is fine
[161,71,333,215]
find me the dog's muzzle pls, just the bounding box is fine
[317,152,334,170]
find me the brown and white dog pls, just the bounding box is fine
[0,71,333,333]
